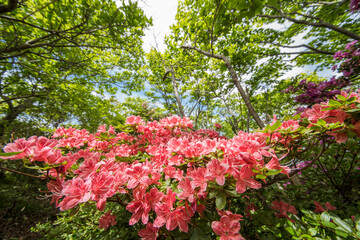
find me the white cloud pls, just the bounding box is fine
[139,0,179,52]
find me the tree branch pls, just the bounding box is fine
[0,166,44,179]
[257,13,360,40]
[261,41,335,55]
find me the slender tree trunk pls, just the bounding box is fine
[181,45,265,128]
[164,66,185,118]
[265,89,269,124]
[246,88,250,132]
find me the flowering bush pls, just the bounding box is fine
[2,92,360,239]
[284,41,359,108]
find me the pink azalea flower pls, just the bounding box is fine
[325,202,337,211]
[126,116,144,125]
[211,215,244,240]
[314,201,337,213]
[3,136,37,160]
[187,167,207,192]
[125,163,151,189]
[217,209,243,222]
[91,171,116,210]
[59,178,91,210]
[265,156,290,176]
[303,104,329,123]
[235,165,261,194]
[205,159,229,186]
[47,178,64,207]
[326,130,348,143]
[271,200,298,222]
[314,201,326,213]
[126,186,163,225]
[177,177,196,203]
[163,166,183,181]
[99,211,117,230]
[153,189,190,232]
[138,222,158,240]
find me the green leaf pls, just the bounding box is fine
[69,206,80,217]
[255,174,267,179]
[334,228,348,237]
[308,228,318,236]
[190,228,211,240]
[215,192,226,210]
[337,94,346,101]
[270,121,282,132]
[0,151,22,157]
[224,189,240,197]
[285,226,296,236]
[322,221,337,229]
[332,216,352,233]
[208,190,219,199]
[355,215,360,231]
[317,119,326,127]
[329,99,342,107]
[345,97,357,104]
[266,169,282,176]
[320,212,330,222]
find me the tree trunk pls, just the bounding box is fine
[164,66,185,118]
[181,45,265,128]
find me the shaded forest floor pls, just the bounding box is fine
[0,162,59,240]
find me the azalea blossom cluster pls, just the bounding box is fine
[284,40,359,107]
[3,91,360,239]
[300,91,360,143]
[269,90,360,145]
[3,115,289,239]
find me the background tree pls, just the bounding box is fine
[0,0,151,141]
[145,46,222,130]
[162,0,359,132]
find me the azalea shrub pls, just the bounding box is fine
[2,90,360,239]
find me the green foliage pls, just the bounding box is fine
[0,0,151,141]
[162,0,360,130]
[284,211,360,239]
[0,162,58,239]
[32,203,139,240]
